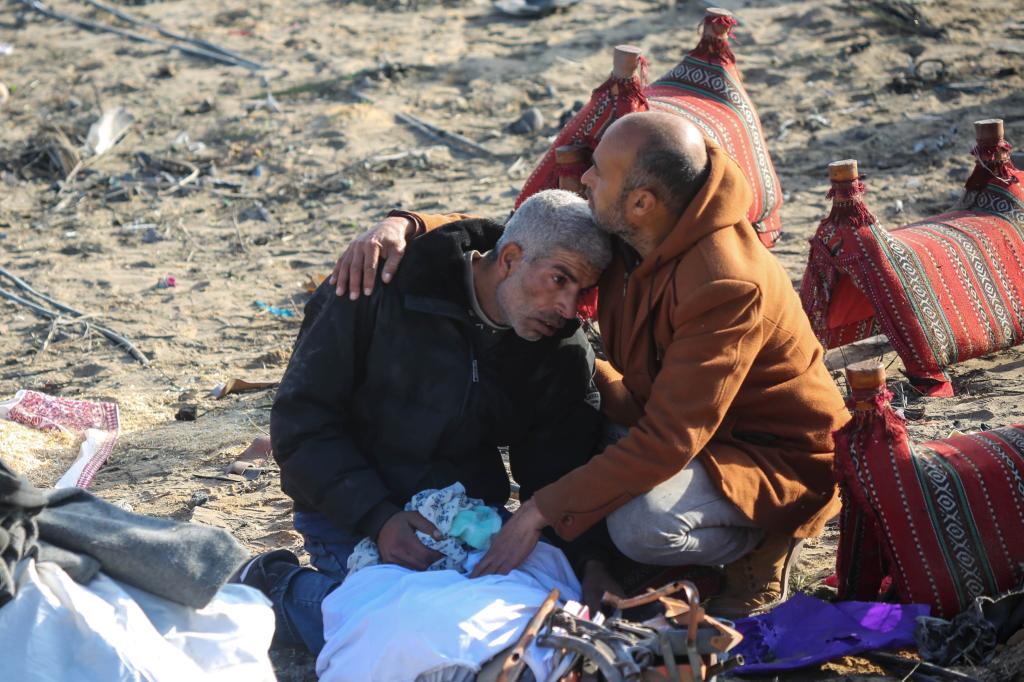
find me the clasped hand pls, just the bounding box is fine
[376,510,444,571]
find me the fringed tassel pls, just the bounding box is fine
[690,14,739,64]
[800,238,842,346]
[800,177,877,347]
[825,177,876,230]
[846,386,906,436]
[637,55,650,88]
[589,67,649,110]
[966,139,1021,192]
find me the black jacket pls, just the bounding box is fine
[271,219,602,540]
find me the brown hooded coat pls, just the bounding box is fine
[409,141,849,542]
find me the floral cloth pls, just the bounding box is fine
[345,483,501,576]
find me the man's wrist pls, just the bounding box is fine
[386,210,422,239]
[522,498,549,530]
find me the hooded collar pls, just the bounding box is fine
[632,139,753,279]
[609,140,754,364]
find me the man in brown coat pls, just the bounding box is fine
[331,112,849,616]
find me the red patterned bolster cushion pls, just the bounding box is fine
[836,412,1024,618]
[645,50,782,247]
[802,160,1024,397]
[847,180,1024,395]
[517,16,783,249]
[515,71,649,210]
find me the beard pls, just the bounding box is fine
[590,191,638,246]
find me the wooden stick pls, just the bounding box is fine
[824,334,893,372]
[19,0,262,71]
[0,273,149,366]
[497,588,559,682]
[351,91,498,158]
[272,73,362,98]
[159,160,199,196]
[0,265,91,319]
[79,0,263,69]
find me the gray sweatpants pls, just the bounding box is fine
[604,425,762,567]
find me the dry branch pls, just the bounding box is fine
[0,268,149,366]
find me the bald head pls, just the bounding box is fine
[604,112,709,219]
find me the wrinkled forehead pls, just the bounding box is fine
[528,248,603,286]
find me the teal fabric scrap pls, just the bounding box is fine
[254,300,296,318]
[449,506,502,550]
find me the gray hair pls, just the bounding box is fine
[496,190,612,270]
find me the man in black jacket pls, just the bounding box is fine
[270,189,611,587]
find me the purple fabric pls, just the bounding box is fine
[732,593,930,674]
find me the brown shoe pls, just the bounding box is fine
[704,534,803,619]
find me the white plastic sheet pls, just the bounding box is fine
[317,542,581,682]
[0,559,275,682]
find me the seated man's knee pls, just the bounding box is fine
[606,495,688,564]
[606,493,764,566]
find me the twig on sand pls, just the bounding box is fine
[351,91,499,159]
[0,269,149,366]
[231,212,250,254]
[79,0,262,69]
[35,315,63,360]
[271,74,362,98]
[158,160,199,196]
[18,0,263,70]
[863,651,982,682]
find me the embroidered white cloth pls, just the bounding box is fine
[0,389,120,488]
[0,559,275,682]
[346,482,498,576]
[318,542,582,682]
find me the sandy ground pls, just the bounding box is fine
[1,0,1024,679]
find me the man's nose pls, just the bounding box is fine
[580,165,594,187]
[555,291,577,319]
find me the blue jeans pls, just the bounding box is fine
[293,510,361,580]
[271,511,362,653]
[269,564,340,654]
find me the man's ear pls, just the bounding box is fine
[625,187,658,221]
[497,242,524,278]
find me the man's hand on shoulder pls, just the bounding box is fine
[376,510,444,571]
[330,215,414,300]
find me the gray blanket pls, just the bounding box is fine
[0,460,248,609]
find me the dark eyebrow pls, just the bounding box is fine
[553,264,579,284]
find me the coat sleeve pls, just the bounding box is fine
[271,286,399,539]
[533,279,764,540]
[593,358,644,427]
[391,210,478,236]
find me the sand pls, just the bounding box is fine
[1,0,1023,679]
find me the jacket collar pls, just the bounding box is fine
[396,219,580,340]
[396,219,502,323]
